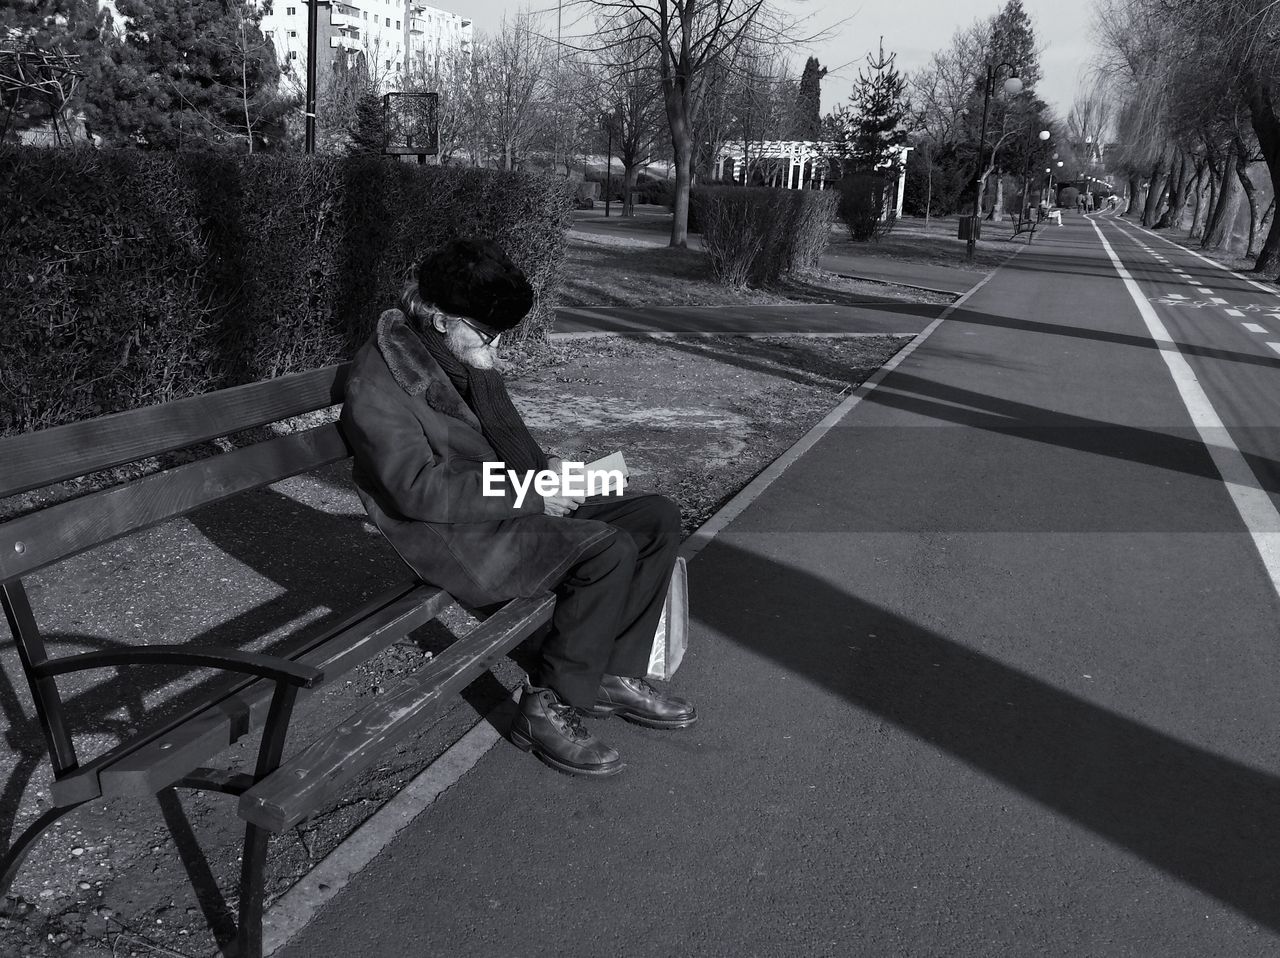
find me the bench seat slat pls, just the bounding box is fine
[0,365,348,500]
[50,581,450,806]
[238,593,555,833]
[0,422,350,581]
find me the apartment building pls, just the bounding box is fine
[406,1,472,75]
[261,0,471,93]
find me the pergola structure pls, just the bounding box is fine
[0,41,84,145]
[712,140,913,218]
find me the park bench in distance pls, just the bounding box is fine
[0,364,555,958]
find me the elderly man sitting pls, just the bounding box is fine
[340,238,696,778]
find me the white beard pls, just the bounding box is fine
[444,324,498,370]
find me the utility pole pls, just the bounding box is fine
[305,0,319,153]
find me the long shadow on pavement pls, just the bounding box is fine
[691,537,1280,931]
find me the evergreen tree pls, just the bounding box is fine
[849,39,908,173]
[989,0,1040,93]
[346,90,386,155]
[84,0,291,151]
[792,56,826,141]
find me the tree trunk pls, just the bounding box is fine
[1184,160,1206,236]
[1141,160,1167,227]
[663,70,694,248]
[622,162,639,217]
[991,173,1005,222]
[1255,205,1280,274]
[1202,149,1241,249]
[1236,137,1259,257]
[1124,174,1143,218]
[1238,66,1280,275]
[1253,198,1276,259]
[1187,167,1208,238]
[1153,150,1188,229]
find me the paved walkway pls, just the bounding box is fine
[278,214,1280,956]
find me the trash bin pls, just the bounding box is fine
[957,216,982,241]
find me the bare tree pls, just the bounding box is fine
[566,0,826,247]
[483,11,552,171]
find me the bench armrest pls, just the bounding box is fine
[34,645,324,689]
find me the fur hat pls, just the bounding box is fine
[416,238,534,331]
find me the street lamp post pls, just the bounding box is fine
[968,62,1023,262]
[604,115,613,218]
[1016,128,1051,236]
[305,0,319,153]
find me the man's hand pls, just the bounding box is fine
[543,492,585,517]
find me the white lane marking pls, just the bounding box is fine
[1210,298,1230,305]
[1225,309,1246,317]
[1164,293,1189,300]
[1269,342,1280,356]
[1245,323,1267,333]
[1197,289,1215,295]
[1123,220,1280,295]
[1269,313,1280,321]
[1091,218,1280,598]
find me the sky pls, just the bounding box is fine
[439,0,1097,122]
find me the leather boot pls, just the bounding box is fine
[510,685,624,777]
[589,674,698,729]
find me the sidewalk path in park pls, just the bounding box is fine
[277,211,1280,955]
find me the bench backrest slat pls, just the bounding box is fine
[0,423,351,581]
[0,364,349,500]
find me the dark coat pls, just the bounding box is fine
[340,309,615,607]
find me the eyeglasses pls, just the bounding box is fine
[453,315,500,346]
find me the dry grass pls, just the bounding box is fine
[555,231,955,309]
[830,215,1020,272]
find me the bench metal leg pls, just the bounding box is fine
[237,823,271,958]
[0,801,86,899]
[235,681,299,958]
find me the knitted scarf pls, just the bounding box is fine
[415,325,548,476]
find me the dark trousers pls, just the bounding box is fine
[531,493,681,707]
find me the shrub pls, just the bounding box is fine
[836,173,896,241]
[690,186,837,289]
[0,146,573,435]
[635,178,674,208]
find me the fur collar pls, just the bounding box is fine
[374,309,481,429]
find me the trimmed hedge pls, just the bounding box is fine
[690,186,838,289]
[0,147,573,436]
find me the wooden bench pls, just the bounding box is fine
[0,364,554,957]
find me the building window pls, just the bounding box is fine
[286,6,295,13]
[288,30,297,37]
[289,50,298,59]
[385,17,390,26]
[385,59,391,69]
[395,20,400,28]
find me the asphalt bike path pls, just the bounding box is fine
[1089,210,1280,544]
[278,214,1280,956]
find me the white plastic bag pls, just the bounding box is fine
[646,556,688,680]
